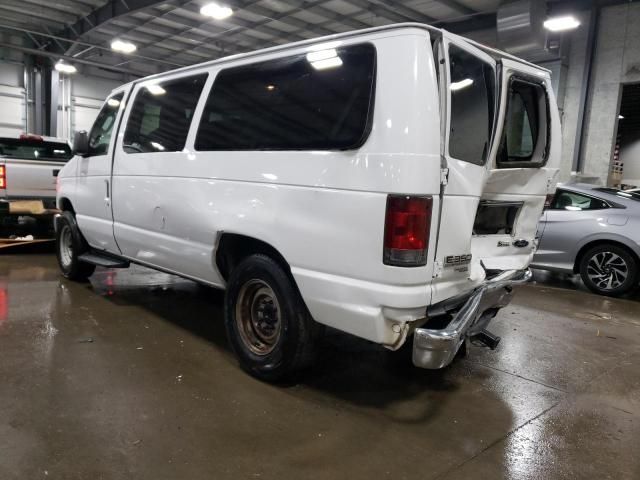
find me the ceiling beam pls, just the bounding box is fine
[51,0,182,55]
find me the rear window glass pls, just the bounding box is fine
[448,45,495,165]
[0,138,72,161]
[497,78,548,168]
[195,43,376,151]
[123,74,207,154]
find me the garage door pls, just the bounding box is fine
[0,85,26,136]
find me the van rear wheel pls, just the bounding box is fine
[56,211,96,281]
[224,254,320,382]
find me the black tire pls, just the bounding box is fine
[579,243,638,297]
[224,254,321,382]
[55,211,96,281]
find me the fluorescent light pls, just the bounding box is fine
[54,61,76,74]
[200,3,233,19]
[111,39,137,54]
[107,98,121,108]
[306,48,342,70]
[306,48,338,62]
[310,57,343,70]
[450,78,473,91]
[145,84,166,95]
[619,115,625,119]
[544,15,581,32]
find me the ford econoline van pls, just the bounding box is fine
[55,23,559,381]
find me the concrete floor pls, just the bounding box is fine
[1,254,639,480]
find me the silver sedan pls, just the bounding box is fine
[531,184,640,296]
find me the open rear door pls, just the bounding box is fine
[472,58,560,272]
[431,33,560,305]
[430,34,499,304]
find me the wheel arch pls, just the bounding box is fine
[215,232,293,282]
[573,238,640,274]
[58,197,75,214]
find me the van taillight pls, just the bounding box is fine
[383,195,432,267]
[0,165,5,189]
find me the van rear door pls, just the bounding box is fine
[430,35,498,304]
[431,34,559,304]
[472,58,560,274]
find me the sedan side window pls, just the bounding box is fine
[87,93,124,157]
[550,190,609,211]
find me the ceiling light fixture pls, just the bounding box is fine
[306,48,343,70]
[543,15,581,32]
[54,61,77,74]
[200,3,233,20]
[145,84,166,95]
[111,39,137,54]
[450,78,473,91]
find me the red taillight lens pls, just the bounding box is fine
[383,195,432,267]
[0,165,5,189]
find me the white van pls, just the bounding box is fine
[55,23,559,381]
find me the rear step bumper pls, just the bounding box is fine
[412,269,533,369]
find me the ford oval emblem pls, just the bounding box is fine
[513,239,529,248]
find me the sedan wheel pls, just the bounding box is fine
[580,244,638,297]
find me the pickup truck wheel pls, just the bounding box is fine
[224,254,320,382]
[579,244,638,297]
[55,212,96,281]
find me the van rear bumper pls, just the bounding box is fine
[412,269,532,369]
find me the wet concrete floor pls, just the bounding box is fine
[1,254,639,479]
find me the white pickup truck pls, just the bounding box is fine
[0,134,72,227]
[55,24,560,381]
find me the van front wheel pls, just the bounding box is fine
[55,211,96,281]
[224,254,319,382]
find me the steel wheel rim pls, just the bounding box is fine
[59,225,74,268]
[586,251,628,291]
[235,279,281,355]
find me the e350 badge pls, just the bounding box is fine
[444,254,472,272]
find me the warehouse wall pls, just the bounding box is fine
[56,72,124,142]
[0,61,26,136]
[581,2,640,184]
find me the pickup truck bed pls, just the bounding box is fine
[0,134,72,216]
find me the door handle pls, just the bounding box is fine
[104,179,110,204]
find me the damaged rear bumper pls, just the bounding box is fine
[413,269,532,369]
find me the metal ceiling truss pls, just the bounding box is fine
[0,0,502,77]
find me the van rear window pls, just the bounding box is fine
[0,138,72,161]
[448,45,495,165]
[195,43,376,151]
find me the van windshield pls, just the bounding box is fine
[0,138,72,161]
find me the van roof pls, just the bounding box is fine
[115,22,549,92]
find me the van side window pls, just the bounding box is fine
[195,43,376,151]
[448,45,495,165]
[87,93,124,157]
[123,74,207,154]
[497,78,548,168]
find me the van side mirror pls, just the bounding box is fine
[73,130,89,157]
